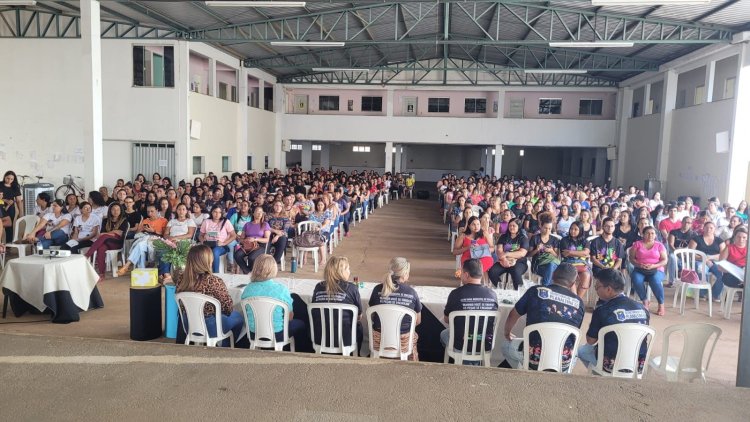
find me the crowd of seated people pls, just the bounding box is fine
[439,175,748,317]
[1,168,402,281]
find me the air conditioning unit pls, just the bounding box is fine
[282,140,292,152]
[24,183,54,216]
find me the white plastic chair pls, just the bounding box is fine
[519,322,581,373]
[5,215,39,258]
[443,310,499,366]
[673,249,712,316]
[591,323,655,379]
[720,286,743,319]
[308,303,359,356]
[105,223,131,277]
[240,297,295,352]
[366,304,416,360]
[175,292,234,348]
[295,221,323,272]
[649,323,721,383]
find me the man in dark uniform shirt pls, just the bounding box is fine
[578,268,650,373]
[501,263,584,371]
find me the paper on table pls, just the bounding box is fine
[716,260,745,282]
[65,239,79,248]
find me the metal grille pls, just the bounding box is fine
[132,143,175,183]
[23,183,54,216]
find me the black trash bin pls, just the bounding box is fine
[130,286,162,341]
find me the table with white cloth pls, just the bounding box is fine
[1,255,104,323]
[222,275,525,364]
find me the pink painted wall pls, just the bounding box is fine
[392,90,499,118]
[189,53,209,95]
[285,89,387,115]
[216,62,237,98]
[504,91,616,120]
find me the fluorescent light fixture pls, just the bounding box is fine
[549,41,635,48]
[0,1,37,5]
[519,149,525,157]
[523,69,588,74]
[206,1,306,7]
[270,41,345,47]
[491,149,496,156]
[312,67,370,73]
[592,0,710,5]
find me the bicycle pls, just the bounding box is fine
[55,174,86,201]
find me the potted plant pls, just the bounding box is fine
[152,238,192,284]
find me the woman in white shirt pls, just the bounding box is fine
[32,192,51,217]
[158,203,197,278]
[61,202,101,254]
[65,193,81,220]
[24,199,72,248]
[190,202,209,230]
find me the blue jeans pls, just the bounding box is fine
[204,311,244,347]
[440,328,481,366]
[667,252,677,283]
[500,338,524,369]
[38,229,69,249]
[702,263,724,299]
[631,269,665,304]
[212,245,232,273]
[534,263,558,286]
[578,343,597,368]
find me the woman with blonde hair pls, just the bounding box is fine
[311,256,363,355]
[241,254,305,347]
[368,257,422,361]
[176,244,243,346]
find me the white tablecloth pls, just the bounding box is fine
[0,255,100,312]
[221,275,525,364]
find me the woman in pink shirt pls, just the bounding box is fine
[628,226,668,316]
[199,205,237,273]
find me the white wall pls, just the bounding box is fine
[0,39,87,187]
[248,107,277,171]
[281,114,615,148]
[622,114,661,188]
[667,100,734,202]
[189,92,239,176]
[102,140,132,187]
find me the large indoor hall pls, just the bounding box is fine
[2,0,750,420]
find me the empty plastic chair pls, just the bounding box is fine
[720,287,743,320]
[521,322,581,373]
[5,215,39,259]
[591,323,655,379]
[308,303,359,356]
[443,310,499,366]
[175,292,234,348]
[240,297,295,352]
[649,322,721,383]
[366,304,416,360]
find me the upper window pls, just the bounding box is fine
[538,98,562,115]
[464,98,487,114]
[578,99,603,116]
[312,145,322,151]
[361,96,383,112]
[133,45,174,87]
[319,95,340,111]
[290,144,302,150]
[353,146,371,152]
[428,98,450,113]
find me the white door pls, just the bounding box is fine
[403,97,417,116]
[294,95,308,114]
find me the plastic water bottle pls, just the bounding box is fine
[290,257,297,273]
[36,242,43,256]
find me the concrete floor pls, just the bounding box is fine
[0,195,746,396]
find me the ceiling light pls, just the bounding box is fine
[523,69,588,74]
[312,67,370,73]
[592,0,710,5]
[520,149,525,157]
[270,41,345,47]
[0,1,37,5]
[549,41,635,48]
[206,1,307,7]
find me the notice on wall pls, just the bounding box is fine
[716,131,729,154]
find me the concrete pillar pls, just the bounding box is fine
[81,0,103,190]
[401,146,408,172]
[386,89,394,117]
[176,44,190,181]
[301,141,312,172]
[238,69,248,173]
[208,59,216,97]
[643,83,652,115]
[320,143,330,170]
[493,144,503,178]
[655,70,678,191]
[258,79,265,110]
[615,87,633,186]
[484,147,493,175]
[384,141,393,174]
[727,42,750,205]
[705,60,716,103]
[496,89,505,119]
[274,84,283,170]
[394,145,402,173]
